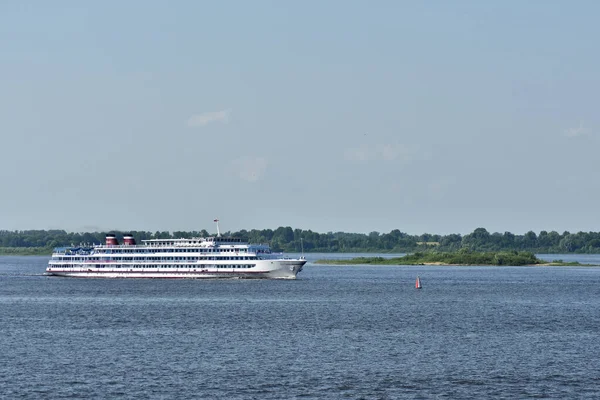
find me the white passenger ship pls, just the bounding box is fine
[46,222,306,279]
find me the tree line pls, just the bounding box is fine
[2,227,600,253]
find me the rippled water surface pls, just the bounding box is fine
[2,256,600,399]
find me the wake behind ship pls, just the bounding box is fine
[46,227,306,279]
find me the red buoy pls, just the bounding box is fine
[415,276,422,289]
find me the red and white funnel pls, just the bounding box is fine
[123,234,136,246]
[105,234,118,246]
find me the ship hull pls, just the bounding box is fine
[46,260,306,280]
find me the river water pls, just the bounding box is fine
[1,255,599,399]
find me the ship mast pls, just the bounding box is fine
[214,218,221,237]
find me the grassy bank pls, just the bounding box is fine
[315,251,593,266]
[546,260,588,266]
[0,247,52,256]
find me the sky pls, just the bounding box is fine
[1,1,599,235]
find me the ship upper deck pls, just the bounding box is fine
[141,237,245,247]
[52,236,272,255]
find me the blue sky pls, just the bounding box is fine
[1,1,599,235]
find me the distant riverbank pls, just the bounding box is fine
[1,247,598,266]
[0,247,51,256]
[315,251,594,267]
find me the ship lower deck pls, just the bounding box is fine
[46,271,294,279]
[46,260,305,279]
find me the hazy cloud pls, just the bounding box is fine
[428,177,457,197]
[344,144,419,163]
[79,225,103,232]
[231,156,268,182]
[344,145,371,162]
[564,121,589,138]
[187,109,231,127]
